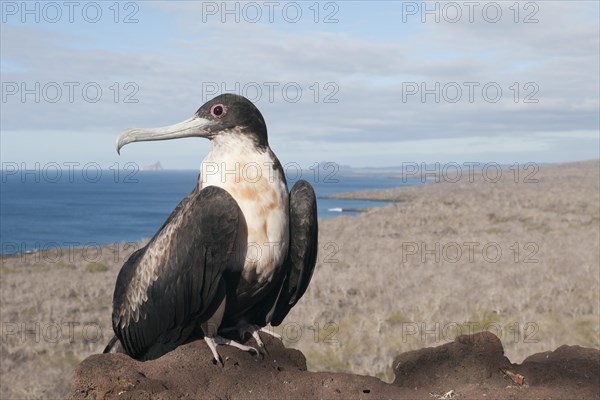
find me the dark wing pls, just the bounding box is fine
[111,185,239,360]
[269,179,318,326]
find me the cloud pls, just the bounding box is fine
[1,1,598,167]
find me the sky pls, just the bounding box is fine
[1,1,599,170]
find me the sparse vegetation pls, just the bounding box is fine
[1,161,598,399]
[386,311,407,325]
[575,318,598,345]
[85,262,109,273]
[284,160,600,382]
[55,261,77,270]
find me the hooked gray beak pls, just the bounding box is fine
[116,116,216,154]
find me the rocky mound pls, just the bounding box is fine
[69,331,599,399]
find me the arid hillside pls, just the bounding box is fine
[1,160,598,399]
[293,160,599,380]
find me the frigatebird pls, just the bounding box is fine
[103,94,318,364]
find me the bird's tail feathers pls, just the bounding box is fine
[103,335,119,354]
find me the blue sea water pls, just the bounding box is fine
[0,170,420,254]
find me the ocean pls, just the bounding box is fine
[0,170,420,254]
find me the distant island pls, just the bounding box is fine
[141,162,164,171]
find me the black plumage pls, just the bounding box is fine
[110,186,239,360]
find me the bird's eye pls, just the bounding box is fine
[210,104,226,119]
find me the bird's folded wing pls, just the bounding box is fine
[270,179,318,326]
[111,185,240,359]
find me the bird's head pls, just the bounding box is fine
[116,94,268,154]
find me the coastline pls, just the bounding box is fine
[1,159,598,399]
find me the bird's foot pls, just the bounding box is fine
[204,335,259,366]
[236,323,282,350]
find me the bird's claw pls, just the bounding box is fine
[212,355,224,367]
[251,330,266,348]
[238,323,282,346]
[219,323,280,357]
[240,324,283,356]
[204,335,260,366]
